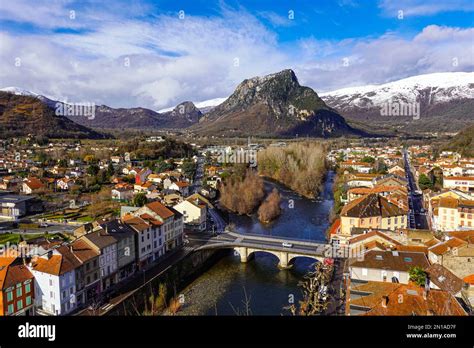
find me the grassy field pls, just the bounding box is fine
[0,233,45,245]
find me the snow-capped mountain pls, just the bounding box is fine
[0,86,59,108]
[0,86,40,96]
[159,97,227,114]
[320,72,473,110]
[319,72,474,132]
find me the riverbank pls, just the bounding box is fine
[106,169,336,316]
[104,248,228,315]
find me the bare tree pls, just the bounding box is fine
[285,262,332,316]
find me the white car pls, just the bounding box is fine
[282,242,293,248]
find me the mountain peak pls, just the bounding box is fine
[193,69,361,138]
[0,86,38,97]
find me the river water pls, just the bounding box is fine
[178,171,335,315]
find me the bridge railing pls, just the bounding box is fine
[225,229,327,245]
[203,239,328,256]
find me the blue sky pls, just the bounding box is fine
[0,0,473,109]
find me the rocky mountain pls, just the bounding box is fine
[0,88,203,130]
[159,98,226,114]
[192,69,362,138]
[320,72,474,133]
[0,92,108,139]
[78,101,202,129]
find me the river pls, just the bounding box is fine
[177,171,335,315]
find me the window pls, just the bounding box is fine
[25,283,31,293]
[6,290,13,302]
[17,299,23,310]
[16,287,22,297]
[25,296,31,306]
[7,304,14,315]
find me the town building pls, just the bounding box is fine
[443,176,474,193]
[29,248,80,315]
[339,193,408,240]
[0,255,35,316]
[173,193,209,231]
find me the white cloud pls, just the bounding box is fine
[0,1,472,110]
[294,25,474,93]
[378,0,474,17]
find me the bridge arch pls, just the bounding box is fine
[247,249,282,263]
[288,254,323,266]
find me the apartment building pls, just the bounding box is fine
[0,255,35,316]
[435,197,474,231]
[340,193,408,238]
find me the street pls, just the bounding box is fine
[403,150,429,230]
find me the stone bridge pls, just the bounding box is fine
[195,230,329,269]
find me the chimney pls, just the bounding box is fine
[381,296,389,308]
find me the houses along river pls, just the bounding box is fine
[177,171,335,315]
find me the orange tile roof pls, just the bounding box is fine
[24,177,44,190]
[349,281,466,316]
[145,201,174,219]
[463,274,474,284]
[140,213,163,226]
[444,176,474,181]
[446,230,474,244]
[174,181,189,188]
[0,257,34,290]
[329,218,341,235]
[122,215,150,232]
[32,255,62,276]
[349,230,401,246]
[428,237,467,255]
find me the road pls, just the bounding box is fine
[0,223,76,235]
[193,230,328,257]
[208,208,226,233]
[190,155,205,194]
[403,149,429,230]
